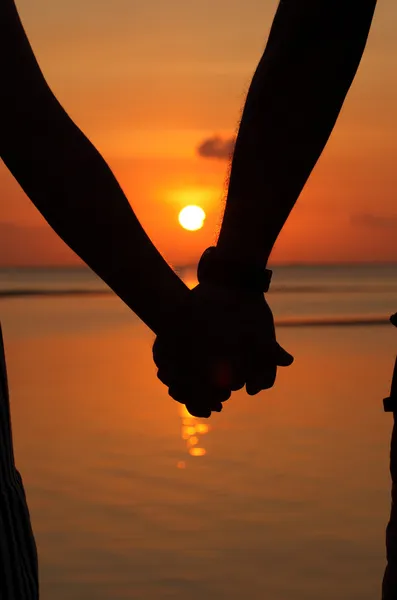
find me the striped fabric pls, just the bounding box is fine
[0,326,39,599]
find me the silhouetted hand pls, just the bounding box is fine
[153,282,293,417]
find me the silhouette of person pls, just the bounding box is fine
[154,0,378,414]
[383,314,397,599]
[0,0,379,598]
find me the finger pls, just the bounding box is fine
[152,336,192,371]
[168,385,186,404]
[230,378,245,392]
[212,360,233,389]
[168,383,201,405]
[227,359,246,391]
[210,354,246,392]
[157,366,191,387]
[215,387,232,402]
[243,340,292,391]
[157,368,173,386]
[274,343,294,367]
[152,336,166,368]
[186,402,212,418]
[246,365,277,396]
[242,339,277,395]
[168,382,231,408]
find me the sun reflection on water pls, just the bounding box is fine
[177,405,211,467]
[189,447,206,457]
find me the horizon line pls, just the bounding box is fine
[0,261,396,270]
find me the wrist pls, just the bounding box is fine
[215,233,272,270]
[197,246,272,295]
[117,261,190,336]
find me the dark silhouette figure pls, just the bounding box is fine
[0,327,39,597]
[153,0,378,416]
[0,0,388,598]
[382,313,397,600]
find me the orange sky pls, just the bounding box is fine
[1,0,397,266]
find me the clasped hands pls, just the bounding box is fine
[153,277,294,418]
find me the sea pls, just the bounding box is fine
[0,264,396,600]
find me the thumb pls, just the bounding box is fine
[274,342,294,366]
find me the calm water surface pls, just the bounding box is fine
[0,266,396,599]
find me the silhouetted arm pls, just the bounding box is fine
[217,0,377,267]
[0,0,189,334]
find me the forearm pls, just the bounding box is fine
[1,0,189,334]
[1,111,189,333]
[217,0,377,267]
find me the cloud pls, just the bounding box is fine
[196,135,236,160]
[350,213,397,229]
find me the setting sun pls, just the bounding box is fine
[178,205,206,231]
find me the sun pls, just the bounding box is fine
[178,205,206,231]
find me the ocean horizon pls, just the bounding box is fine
[1,264,396,327]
